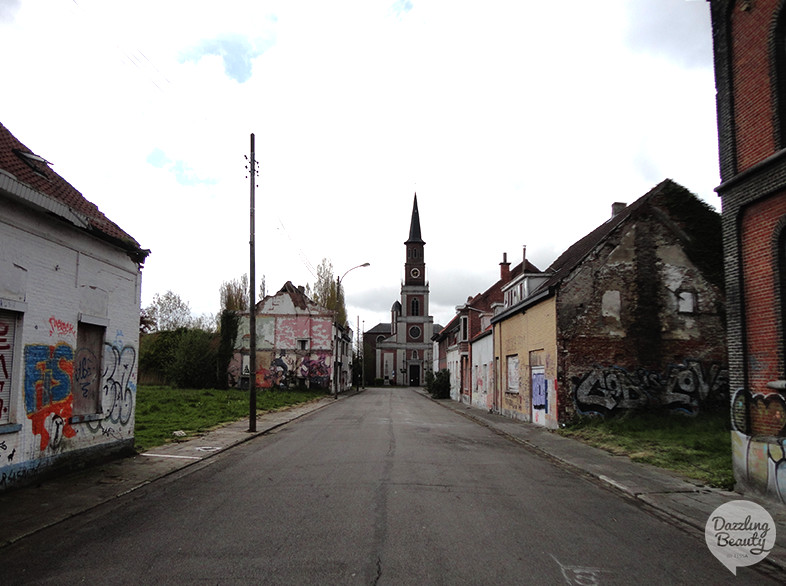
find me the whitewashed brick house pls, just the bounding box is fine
[0,122,148,490]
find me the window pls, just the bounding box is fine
[73,322,104,416]
[409,326,421,340]
[461,316,468,342]
[506,355,520,393]
[601,290,621,320]
[776,9,786,148]
[0,310,17,425]
[298,339,309,351]
[412,350,418,360]
[411,298,420,316]
[677,291,696,314]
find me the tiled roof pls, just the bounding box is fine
[0,122,148,263]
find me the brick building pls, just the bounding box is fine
[492,180,727,427]
[710,0,786,501]
[370,195,435,386]
[0,122,148,489]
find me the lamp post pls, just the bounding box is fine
[334,262,370,398]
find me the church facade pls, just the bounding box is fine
[372,195,434,386]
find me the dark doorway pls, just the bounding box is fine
[409,364,420,387]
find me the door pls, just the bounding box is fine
[409,364,420,386]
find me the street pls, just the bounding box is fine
[0,387,777,585]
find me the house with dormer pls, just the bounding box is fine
[491,179,727,428]
[0,122,149,490]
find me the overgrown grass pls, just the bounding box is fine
[134,386,324,451]
[557,410,734,490]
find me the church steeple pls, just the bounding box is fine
[404,193,425,287]
[406,194,425,245]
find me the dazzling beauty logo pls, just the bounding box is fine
[705,500,776,575]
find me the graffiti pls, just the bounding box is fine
[102,344,136,425]
[0,463,40,489]
[573,360,728,416]
[300,354,330,389]
[263,353,290,388]
[48,316,75,338]
[74,347,99,399]
[731,415,786,505]
[731,388,786,437]
[24,343,77,450]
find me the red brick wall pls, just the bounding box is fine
[741,191,786,403]
[732,2,777,171]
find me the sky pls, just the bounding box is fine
[0,0,720,335]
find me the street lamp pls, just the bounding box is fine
[334,262,370,398]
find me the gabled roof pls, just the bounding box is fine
[366,323,392,335]
[492,179,721,323]
[0,122,149,264]
[538,178,721,293]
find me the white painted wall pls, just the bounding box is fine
[471,334,493,411]
[0,196,142,489]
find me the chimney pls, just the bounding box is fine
[500,252,511,282]
[522,245,527,270]
[612,202,627,218]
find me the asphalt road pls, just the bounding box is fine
[0,388,776,585]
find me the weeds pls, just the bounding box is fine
[558,410,734,489]
[134,386,324,451]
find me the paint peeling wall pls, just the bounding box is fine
[0,196,142,490]
[233,287,338,390]
[559,219,727,420]
[470,334,493,411]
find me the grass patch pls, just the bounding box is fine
[557,410,734,490]
[134,386,324,451]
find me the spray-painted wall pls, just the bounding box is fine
[233,283,340,390]
[559,216,727,421]
[0,198,142,490]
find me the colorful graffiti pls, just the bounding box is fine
[252,351,332,389]
[731,388,786,503]
[24,343,77,450]
[572,360,728,416]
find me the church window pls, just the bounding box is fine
[409,326,421,340]
[411,298,420,316]
[776,8,786,148]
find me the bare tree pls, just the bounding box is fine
[220,274,249,313]
[310,258,347,325]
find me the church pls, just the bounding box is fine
[368,195,435,386]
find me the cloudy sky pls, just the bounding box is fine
[0,0,719,333]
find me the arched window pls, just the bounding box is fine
[411,298,420,316]
[412,350,419,360]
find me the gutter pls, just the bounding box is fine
[0,169,90,229]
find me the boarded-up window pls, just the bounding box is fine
[0,310,16,425]
[74,322,104,415]
[506,355,519,393]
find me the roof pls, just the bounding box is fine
[492,179,721,323]
[0,122,148,264]
[365,323,392,335]
[539,178,721,292]
[405,193,424,245]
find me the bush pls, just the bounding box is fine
[426,369,450,399]
[171,328,218,389]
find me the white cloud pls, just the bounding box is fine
[0,0,721,332]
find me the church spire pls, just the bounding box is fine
[406,193,425,244]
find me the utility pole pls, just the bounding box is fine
[248,133,257,432]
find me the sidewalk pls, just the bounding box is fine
[420,389,786,575]
[2,387,785,575]
[0,394,339,548]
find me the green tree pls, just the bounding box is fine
[171,328,218,389]
[144,291,193,332]
[220,274,249,313]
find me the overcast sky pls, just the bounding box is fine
[0,0,719,333]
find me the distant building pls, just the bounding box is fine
[492,180,727,428]
[710,1,786,502]
[432,250,541,406]
[232,281,352,392]
[0,122,149,489]
[370,195,435,386]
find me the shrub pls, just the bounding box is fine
[426,369,450,399]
